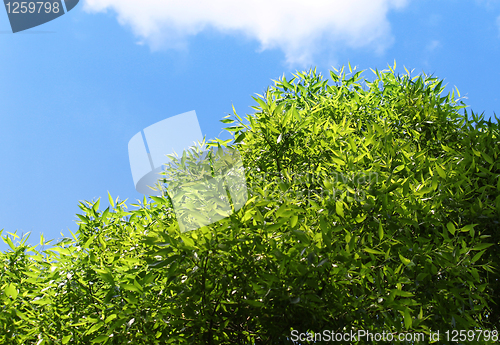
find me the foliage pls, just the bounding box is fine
[1,63,499,344]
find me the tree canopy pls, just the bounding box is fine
[1,63,499,344]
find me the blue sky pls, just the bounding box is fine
[1,0,499,251]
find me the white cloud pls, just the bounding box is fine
[83,0,409,66]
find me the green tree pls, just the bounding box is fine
[1,63,499,344]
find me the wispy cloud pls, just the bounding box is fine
[83,0,409,66]
[425,40,441,53]
[475,0,500,9]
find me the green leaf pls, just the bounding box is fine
[399,253,411,265]
[404,308,412,329]
[471,243,493,251]
[107,191,114,208]
[481,151,494,165]
[435,163,446,178]
[282,78,294,90]
[446,222,456,235]
[402,179,410,196]
[62,335,72,344]
[459,224,476,233]
[121,284,140,292]
[14,309,27,320]
[471,268,480,281]
[355,214,367,223]
[76,214,89,224]
[253,96,268,110]
[335,201,344,218]
[150,196,165,204]
[181,150,187,167]
[363,248,385,255]
[234,132,246,144]
[101,207,110,223]
[105,314,117,324]
[395,290,414,297]
[180,234,195,248]
[4,283,18,300]
[32,297,52,305]
[378,222,384,241]
[86,322,104,335]
[91,335,109,343]
[331,157,345,165]
[471,250,486,263]
[225,126,245,132]
[92,198,100,213]
[4,236,15,251]
[393,164,405,173]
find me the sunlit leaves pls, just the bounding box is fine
[1,63,499,343]
[4,283,18,300]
